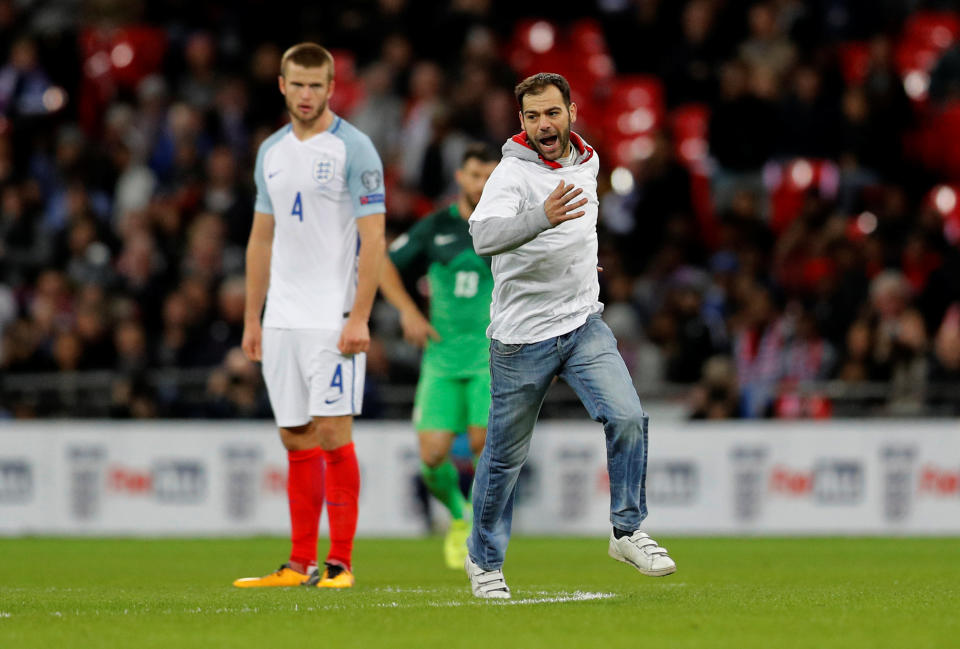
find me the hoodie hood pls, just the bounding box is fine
[502,131,595,169]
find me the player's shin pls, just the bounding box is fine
[324,442,360,569]
[421,460,467,520]
[287,447,325,572]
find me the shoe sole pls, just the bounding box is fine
[608,545,677,577]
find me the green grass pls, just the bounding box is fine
[0,537,957,649]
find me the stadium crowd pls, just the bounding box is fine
[2,0,960,419]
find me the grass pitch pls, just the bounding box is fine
[0,536,957,649]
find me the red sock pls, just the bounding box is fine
[287,447,325,570]
[324,442,360,570]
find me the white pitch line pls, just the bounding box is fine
[4,590,618,618]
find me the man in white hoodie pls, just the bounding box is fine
[464,73,676,599]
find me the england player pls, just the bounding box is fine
[379,144,498,569]
[464,73,676,598]
[233,43,385,589]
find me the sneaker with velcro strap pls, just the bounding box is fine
[465,555,511,599]
[608,529,677,577]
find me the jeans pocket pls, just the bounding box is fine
[491,340,525,356]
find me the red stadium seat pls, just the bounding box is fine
[669,103,710,168]
[894,38,943,102]
[766,158,840,235]
[894,12,960,103]
[508,19,561,73]
[934,103,960,179]
[925,184,960,246]
[606,75,664,115]
[328,49,365,116]
[596,77,665,167]
[569,18,610,56]
[837,41,871,85]
[903,11,960,50]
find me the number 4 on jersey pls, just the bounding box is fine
[292,192,303,221]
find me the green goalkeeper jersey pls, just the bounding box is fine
[389,204,493,376]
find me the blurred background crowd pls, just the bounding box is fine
[2,0,960,420]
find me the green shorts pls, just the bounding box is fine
[412,365,491,433]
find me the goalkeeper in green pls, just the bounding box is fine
[380,144,498,568]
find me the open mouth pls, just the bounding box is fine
[539,134,559,151]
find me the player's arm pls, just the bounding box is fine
[242,210,274,362]
[340,129,389,355]
[379,256,438,347]
[339,213,385,355]
[243,139,276,362]
[469,165,585,257]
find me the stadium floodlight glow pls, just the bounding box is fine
[111,43,134,68]
[85,51,111,78]
[790,159,813,189]
[42,87,67,112]
[932,26,954,49]
[610,167,634,195]
[616,107,654,134]
[528,21,555,53]
[856,211,878,235]
[903,70,929,100]
[680,138,706,162]
[619,135,655,163]
[934,185,957,214]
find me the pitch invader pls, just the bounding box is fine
[380,145,498,569]
[234,43,385,589]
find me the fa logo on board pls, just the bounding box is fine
[313,158,335,185]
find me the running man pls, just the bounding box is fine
[380,144,499,569]
[234,43,385,589]
[464,73,677,599]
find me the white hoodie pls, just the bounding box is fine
[469,132,603,344]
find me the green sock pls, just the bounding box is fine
[421,460,467,521]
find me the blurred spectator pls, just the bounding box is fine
[689,355,739,419]
[776,64,841,159]
[709,60,778,211]
[2,1,960,420]
[202,347,269,418]
[609,131,696,276]
[929,304,960,412]
[349,61,404,165]
[177,32,218,111]
[114,318,149,374]
[733,283,786,418]
[738,2,796,82]
[661,0,724,106]
[0,37,51,118]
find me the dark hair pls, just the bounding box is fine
[514,72,572,110]
[461,142,499,167]
[281,43,335,80]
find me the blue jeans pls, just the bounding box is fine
[468,313,649,570]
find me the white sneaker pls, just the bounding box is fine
[608,530,677,577]
[465,555,511,599]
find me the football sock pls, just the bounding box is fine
[324,442,360,570]
[287,447,325,569]
[421,460,467,521]
[613,527,635,540]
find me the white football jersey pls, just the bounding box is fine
[253,116,385,330]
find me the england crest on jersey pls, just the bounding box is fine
[313,157,336,185]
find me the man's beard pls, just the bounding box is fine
[529,123,570,161]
